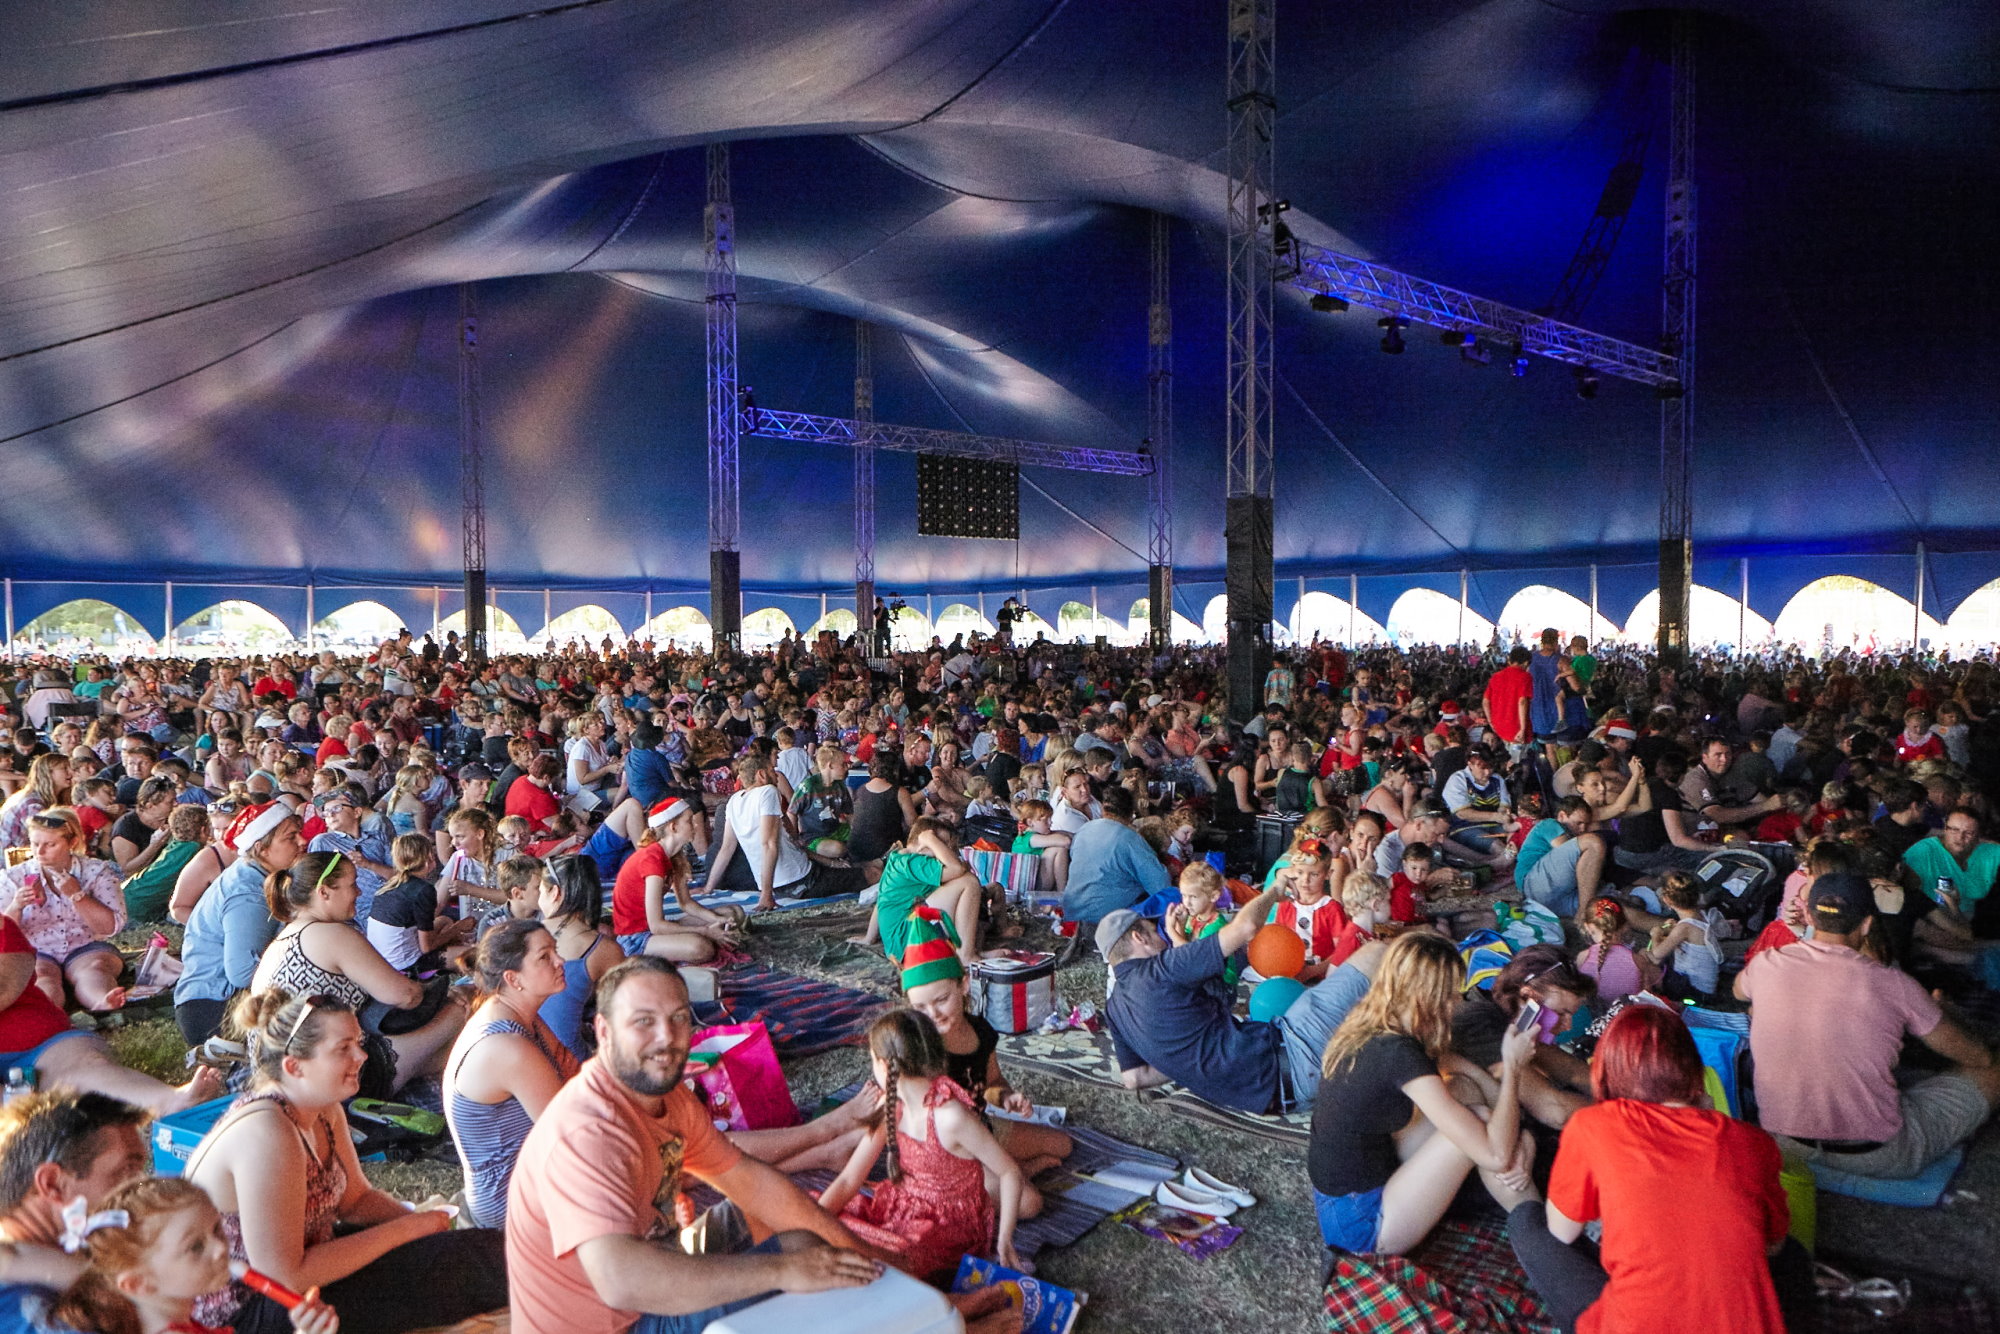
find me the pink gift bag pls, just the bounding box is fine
[686,1022,799,1131]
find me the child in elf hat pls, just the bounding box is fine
[899,908,1073,1217]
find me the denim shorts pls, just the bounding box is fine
[616,931,653,957]
[1314,1186,1385,1252]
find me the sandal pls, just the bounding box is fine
[1814,1262,1911,1318]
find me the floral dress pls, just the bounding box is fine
[838,1076,995,1280]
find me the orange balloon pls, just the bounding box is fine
[1247,922,1307,979]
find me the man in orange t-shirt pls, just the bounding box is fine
[505,958,878,1334]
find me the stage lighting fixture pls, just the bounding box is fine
[1460,339,1492,366]
[1574,367,1600,400]
[1438,330,1467,346]
[1377,316,1407,355]
[1511,355,1530,378]
[1309,293,1349,313]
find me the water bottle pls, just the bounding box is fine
[3,1068,35,1106]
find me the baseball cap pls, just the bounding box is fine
[456,762,495,782]
[1807,872,1874,933]
[1094,908,1153,959]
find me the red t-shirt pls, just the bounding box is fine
[506,780,560,832]
[1327,916,1375,967]
[610,841,670,936]
[251,676,297,700]
[1388,872,1425,924]
[1754,810,1803,844]
[1550,1099,1787,1334]
[316,737,350,767]
[0,917,74,1053]
[1483,665,1534,744]
[1895,732,1944,765]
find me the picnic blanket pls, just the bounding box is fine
[689,1102,1178,1261]
[693,964,890,1059]
[1322,1217,1559,1334]
[997,1029,1313,1145]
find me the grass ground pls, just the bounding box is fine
[102,912,2000,1334]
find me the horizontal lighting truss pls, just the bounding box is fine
[1288,240,1684,390]
[741,407,1154,476]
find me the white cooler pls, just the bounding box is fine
[702,1266,963,1334]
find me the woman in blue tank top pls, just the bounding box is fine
[535,855,620,1060]
[443,919,579,1228]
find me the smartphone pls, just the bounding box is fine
[1511,998,1543,1036]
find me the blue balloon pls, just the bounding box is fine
[1249,976,1306,1023]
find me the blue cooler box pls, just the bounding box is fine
[151,1096,232,1176]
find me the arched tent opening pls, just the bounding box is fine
[935,603,993,640]
[1057,601,1135,646]
[1772,576,1943,654]
[888,606,932,651]
[1011,609,1056,643]
[534,604,625,650]
[1624,587,1771,650]
[807,608,857,639]
[1495,586,1616,645]
[1198,595,1287,646]
[16,599,157,652]
[1387,589,1493,647]
[742,608,796,650]
[1288,591,1389,645]
[438,606,530,655]
[313,601,405,648]
[173,600,293,654]
[1945,580,2000,654]
[1127,598,1203,645]
[643,606,712,651]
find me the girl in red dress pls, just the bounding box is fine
[820,1008,1025,1281]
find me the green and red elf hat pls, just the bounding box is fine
[899,904,965,991]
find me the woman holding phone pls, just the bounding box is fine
[1308,932,1541,1254]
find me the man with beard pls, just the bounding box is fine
[505,958,879,1334]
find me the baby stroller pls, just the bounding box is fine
[1691,845,1782,934]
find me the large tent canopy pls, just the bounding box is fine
[2,1,1995,640]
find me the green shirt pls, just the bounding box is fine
[121,839,203,923]
[877,850,949,964]
[1902,836,2000,905]
[1011,831,1042,856]
[1571,653,1598,687]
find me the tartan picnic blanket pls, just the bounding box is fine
[693,963,891,1059]
[1321,1218,1559,1334]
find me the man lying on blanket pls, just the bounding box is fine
[1100,877,1385,1112]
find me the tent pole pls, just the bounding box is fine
[306,584,316,653]
[1589,564,1599,644]
[4,579,13,659]
[644,590,654,640]
[1739,558,1749,651]
[1914,542,1926,651]
[432,587,440,637]
[1349,573,1358,645]
[164,582,174,656]
[1458,569,1468,647]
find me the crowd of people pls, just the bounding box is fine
[0,622,1995,1331]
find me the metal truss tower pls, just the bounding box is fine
[1224,0,1276,722]
[706,142,742,651]
[1147,213,1175,650]
[854,321,876,631]
[742,411,1152,474]
[1657,13,1696,662]
[457,283,487,665]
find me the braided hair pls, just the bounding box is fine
[865,1008,949,1185]
[1586,896,1629,975]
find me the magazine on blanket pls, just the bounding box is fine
[951,1256,1084,1334]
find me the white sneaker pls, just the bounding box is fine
[1184,1167,1255,1209]
[1154,1179,1236,1218]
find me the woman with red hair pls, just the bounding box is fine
[1507,1004,1808,1332]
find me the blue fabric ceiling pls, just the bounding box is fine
[1,1,1995,635]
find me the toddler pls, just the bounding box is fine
[1646,870,1724,1002]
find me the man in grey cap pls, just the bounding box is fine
[1098,877,1380,1113]
[1736,872,2000,1179]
